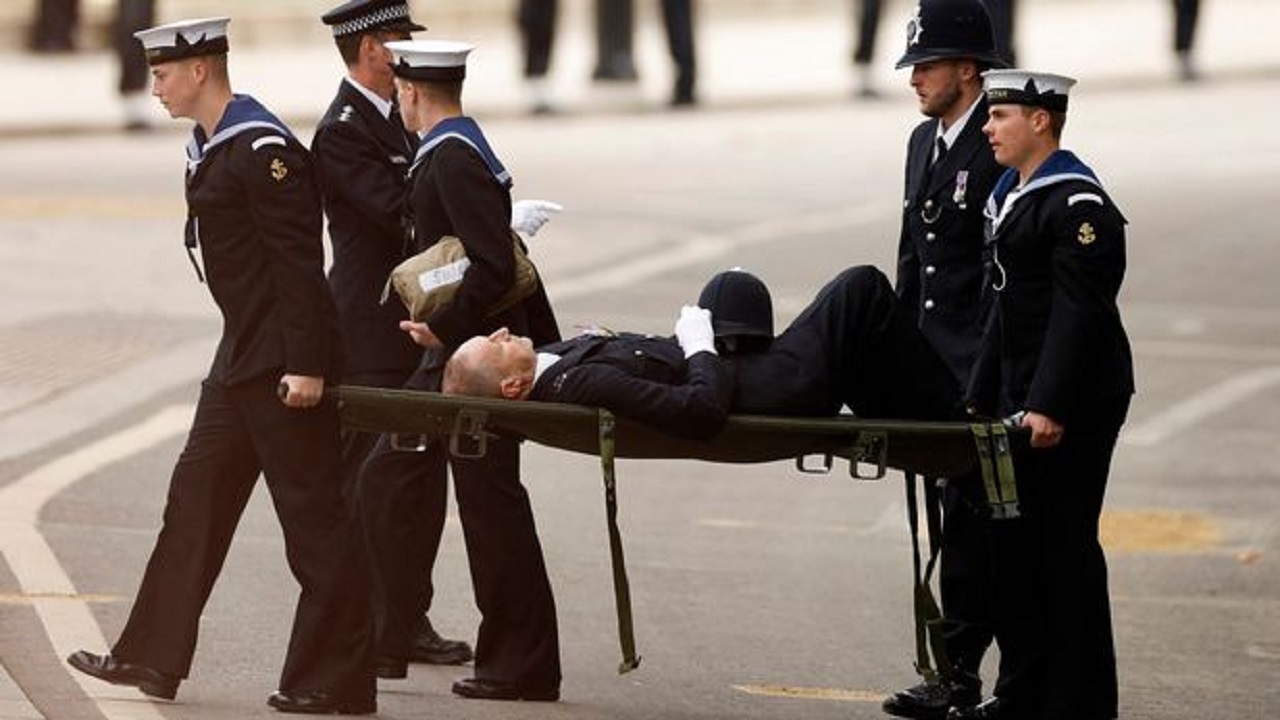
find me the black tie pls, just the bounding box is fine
[922,137,948,190]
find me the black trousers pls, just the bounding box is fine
[113,0,154,94]
[733,266,960,422]
[357,358,561,688]
[661,0,696,98]
[988,399,1129,719]
[937,472,996,677]
[30,0,78,51]
[1173,0,1200,51]
[518,0,558,78]
[852,0,882,65]
[112,375,374,701]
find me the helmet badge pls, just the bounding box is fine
[906,10,924,47]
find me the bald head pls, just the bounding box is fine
[442,330,537,399]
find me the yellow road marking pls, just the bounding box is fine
[0,196,183,220]
[732,684,887,703]
[1100,509,1222,553]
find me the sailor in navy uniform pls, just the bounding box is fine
[956,70,1134,720]
[885,3,1008,717]
[64,18,376,715]
[356,39,564,703]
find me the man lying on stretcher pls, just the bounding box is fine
[401,266,965,440]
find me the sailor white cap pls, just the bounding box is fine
[386,40,473,82]
[134,17,230,66]
[982,69,1077,112]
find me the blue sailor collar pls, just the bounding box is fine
[984,150,1102,232]
[186,94,293,174]
[411,116,513,188]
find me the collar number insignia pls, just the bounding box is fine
[1078,222,1096,245]
[270,158,289,182]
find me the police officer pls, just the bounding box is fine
[360,39,564,701]
[957,69,1134,720]
[66,18,375,715]
[884,2,1006,717]
[312,0,477,675]
[662,0,697,106]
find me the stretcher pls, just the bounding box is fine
[335,385,1020,679]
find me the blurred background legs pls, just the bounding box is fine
[851,0,883,99]
[519,0,559,114]
[115,0,156,131]
[660,0,697,106]
[29,0,79,53]
[1172,0,1201,81]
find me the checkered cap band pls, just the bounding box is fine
[330,3,412,36]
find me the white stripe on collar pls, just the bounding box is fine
[187,120,289,173]
[987,172,1102,232]
[411,132,513,185]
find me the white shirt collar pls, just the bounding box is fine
[534,352,560,384]
[343,76,394,119]
[934,94,984,159]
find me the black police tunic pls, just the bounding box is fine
[897,97,1002,386]
[312,79,421,378]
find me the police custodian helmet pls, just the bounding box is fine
[698,268,774,354]
[895,0,1008,69]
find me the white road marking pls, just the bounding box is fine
[0,336,211,461]
[1121,366,1280,447]
[0,405,193,720]
[550,205,885,301]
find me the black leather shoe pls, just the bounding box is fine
[66,651,179,700]
[374,656,407,679]
[451,677,559,702]
[947,696,1022,720]
[409,622,473,665]
[267,690,376,715]
[883,675,981,719]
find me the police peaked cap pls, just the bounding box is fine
[698,269,774,340]
[322,0,425,38]
[895,0,1008,69]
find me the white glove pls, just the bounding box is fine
[510,199,563,238]
[674,305,716,358]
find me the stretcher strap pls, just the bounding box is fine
[971,423,1020,520]
[905,472,952,683]
[598,410,642,673]
[991,424,1020,519]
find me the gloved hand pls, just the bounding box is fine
[674,305,716,358]
[510,199,563,238]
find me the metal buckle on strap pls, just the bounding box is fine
[448,408,491,458]
[850,430,888,480]
[389,433,430,452]
[795,453,834,474]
